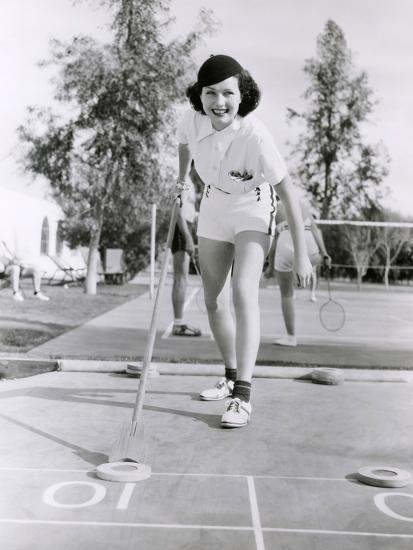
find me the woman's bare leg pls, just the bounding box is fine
[21,266,41,293]
[277,270,295,336]
[310,266,317,301]
[6,265,21,293]
[198,237,236,370]
[232,231,271,382]
[172,251,189,320]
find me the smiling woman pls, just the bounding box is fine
[176,53,313,429]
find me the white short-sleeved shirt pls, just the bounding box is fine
[178,109,287,195]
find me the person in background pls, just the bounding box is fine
[265,196,331,346]
[0,242,50,302]
[171,162,202,336]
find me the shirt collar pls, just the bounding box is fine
[196,114,242,142]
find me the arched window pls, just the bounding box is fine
[56,220,64,256]
[40,217,50,255]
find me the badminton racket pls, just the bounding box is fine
[319,268,346,332]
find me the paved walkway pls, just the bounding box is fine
[26,275,413,369]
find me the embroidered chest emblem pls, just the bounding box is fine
[229,169,254,182]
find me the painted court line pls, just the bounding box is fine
[247,476,265,550]
[2,467,413,540]
[0,467,349,482]
[387,315,413,326]
[262,527,413,539]
[0,519,413,539]
[0,518,251,531]
[116,483,136,510]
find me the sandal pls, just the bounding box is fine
[172,324,202,337]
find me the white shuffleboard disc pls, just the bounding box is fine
[96,461,151,482]
[357,466,412,488]
[311,368,344,385]
[126,362,159,378]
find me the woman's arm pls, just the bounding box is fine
[310,223,332,267]
[178,143,192,187]
[301,202,332,267]
[176,143,195,254]
[275,175,313,287]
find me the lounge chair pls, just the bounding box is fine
[104,248,125,284]
[47,254,86,285]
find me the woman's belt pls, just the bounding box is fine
[277,224,312,232]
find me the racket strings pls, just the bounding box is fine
[319,269,346,332]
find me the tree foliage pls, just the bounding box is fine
[371,209,413,287]
[18,0,217,293]
[287,19,390,219]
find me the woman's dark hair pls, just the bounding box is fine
[185,70,261,117]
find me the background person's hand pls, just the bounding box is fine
[323,254,332,269]
[184,234,195,256]
[294,255,313,288]
[264,265,275,279]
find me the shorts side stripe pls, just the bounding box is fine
[268,184,276,236]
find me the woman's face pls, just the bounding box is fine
[200,76,241,130]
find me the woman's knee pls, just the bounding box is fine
[203,287,230,314]
[173,270,187,290]
[203,293,216,313]
[232,281,258,311]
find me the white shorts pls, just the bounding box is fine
[197,183,277,244]
[274,229,321,272]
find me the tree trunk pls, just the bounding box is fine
[383,265,390,288]
[321,163,332,220]
[381,246,391,289]
[356,267,363,291]
[84,206,104,295]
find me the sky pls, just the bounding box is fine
[1,0,412,217]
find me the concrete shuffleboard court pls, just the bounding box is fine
[1,371,413,549]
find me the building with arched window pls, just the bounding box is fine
[0,187,85,279]
[40,217,50,255]
[55,220,64,256]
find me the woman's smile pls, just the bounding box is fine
[211,108,228,116]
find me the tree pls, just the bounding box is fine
[374,210,413,287]
[18,0,216,294]
[378,227,412,287]
[287,19,390,219]
[341,225,382,290]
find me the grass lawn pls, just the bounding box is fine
[0,281,148,354]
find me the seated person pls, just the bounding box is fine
[0,247,50,302]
